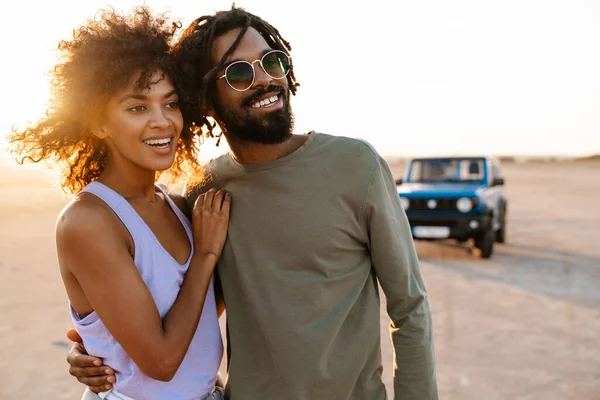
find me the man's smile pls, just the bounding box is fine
[249,93,283,110]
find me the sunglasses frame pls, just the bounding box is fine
[218,49,292,92]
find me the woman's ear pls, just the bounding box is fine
[89,120,109,139]
[91,125,109,139]
[84,99,110,139]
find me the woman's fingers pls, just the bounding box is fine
[203,189,216,210]
[194,192,205,210]
[212,190,226,211]
[221,192,231,215]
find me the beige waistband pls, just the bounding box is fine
[82,387,223,400]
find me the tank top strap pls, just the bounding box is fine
[156,186,194,246]
[80,181,145,235]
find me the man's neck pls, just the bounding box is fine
[226,134,309,165]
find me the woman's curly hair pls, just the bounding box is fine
[9,6,203,193]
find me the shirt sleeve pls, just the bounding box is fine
[362,156,438,400]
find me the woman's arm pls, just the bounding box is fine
[171,189,225,318]
[58,189,230,382]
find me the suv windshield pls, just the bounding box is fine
[409,158,485,183]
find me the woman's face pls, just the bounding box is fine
[98,69,183,173]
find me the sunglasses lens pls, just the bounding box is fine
[262,51,290,79]
[226,62,254,91]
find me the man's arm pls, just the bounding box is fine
[362,156,438,399]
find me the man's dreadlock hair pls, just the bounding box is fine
[173,5,300,143]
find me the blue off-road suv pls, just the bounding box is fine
[396,156,507,258]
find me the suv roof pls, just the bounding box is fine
[410,155,498,161]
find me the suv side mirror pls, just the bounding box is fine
[395,178,403,186]
[492,177,505,186]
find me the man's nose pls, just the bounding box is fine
[251,60,272,89]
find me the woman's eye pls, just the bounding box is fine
[128,106,146,113]
[166,101,180,109]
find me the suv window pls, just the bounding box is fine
[409,158,485,183]
[489,161,502,183]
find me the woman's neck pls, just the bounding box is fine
[97,157,159,204]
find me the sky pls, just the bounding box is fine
[1,0,599,164]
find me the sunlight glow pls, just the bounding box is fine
[1,0,599,165]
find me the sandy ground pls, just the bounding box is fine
[0,159,599,399]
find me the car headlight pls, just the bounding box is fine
[400,197,410,210]
[456,197,474,213]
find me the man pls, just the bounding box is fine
[68,7,438,399]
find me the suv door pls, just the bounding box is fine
[488,160,504,231]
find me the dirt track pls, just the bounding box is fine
[0,161,598,399]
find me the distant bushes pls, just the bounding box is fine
[576,154,600,162]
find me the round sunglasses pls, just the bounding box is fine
[218,50,292,92]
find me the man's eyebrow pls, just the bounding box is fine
[223,48,273,68]
[118,89,178,104]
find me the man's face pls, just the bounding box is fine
[210,27,293,144]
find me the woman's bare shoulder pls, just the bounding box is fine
[56,192,121,240]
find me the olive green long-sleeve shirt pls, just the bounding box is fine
[185,132,437,399]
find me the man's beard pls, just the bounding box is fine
[213,85,294,145]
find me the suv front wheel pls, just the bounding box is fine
[475,228,494,259]
[495,205,507,243]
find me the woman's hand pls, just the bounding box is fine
[192,189,231,260]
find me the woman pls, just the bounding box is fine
[10,7,227,400]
